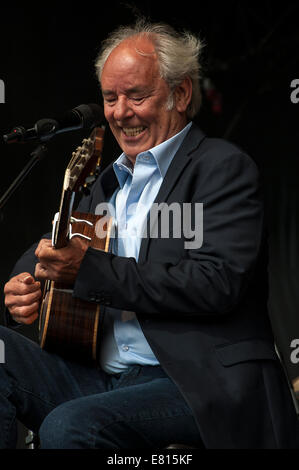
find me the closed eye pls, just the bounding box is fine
[130,96,147,104]
[104,97,117,104]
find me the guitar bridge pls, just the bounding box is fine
[69,216,93,241]
[51,212,94,246]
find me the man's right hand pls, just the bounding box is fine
[4,273,42,325]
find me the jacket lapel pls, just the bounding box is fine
[90,164,119,213]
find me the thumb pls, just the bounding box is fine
[21,273,35,284]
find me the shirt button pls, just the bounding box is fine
[142,155,150,161]
[122,345,129,352]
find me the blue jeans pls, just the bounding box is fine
[0,326,202,449]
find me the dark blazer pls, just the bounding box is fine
[8,123,299,448]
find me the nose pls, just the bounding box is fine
[113,96,134,122]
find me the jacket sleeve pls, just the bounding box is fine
[73,149,266,317]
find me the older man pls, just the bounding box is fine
[1,21,299,449]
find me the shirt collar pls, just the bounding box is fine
[113,122,192,188]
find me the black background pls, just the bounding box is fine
[0,0,298,395]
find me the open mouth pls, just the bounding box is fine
[122,126,146,137]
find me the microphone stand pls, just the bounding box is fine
[0,144,48,222]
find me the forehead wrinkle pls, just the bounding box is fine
[102,82,155,96]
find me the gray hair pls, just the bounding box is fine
[95,20,204,119]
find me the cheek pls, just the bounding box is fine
[103,106,113,123]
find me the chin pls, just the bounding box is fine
[122,145,145,159]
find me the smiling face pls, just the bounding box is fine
[101,36,191,163]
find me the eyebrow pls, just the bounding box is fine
[102,90,115,96]
[102,86,149,96]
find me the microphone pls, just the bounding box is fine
[3,103,105,144]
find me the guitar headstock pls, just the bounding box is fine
[63,126,105,194]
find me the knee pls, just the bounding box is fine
[0,326,26,354]
[39,407,65,449]
[39,401,95,449]
[0,326,19,367]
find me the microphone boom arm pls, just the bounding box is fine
[0,144,48,219]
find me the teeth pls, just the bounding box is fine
[123,127,145,137]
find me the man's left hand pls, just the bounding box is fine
[34,237,89,284]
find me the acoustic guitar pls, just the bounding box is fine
[39,126,113,362]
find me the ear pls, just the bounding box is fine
[174,76,192,113]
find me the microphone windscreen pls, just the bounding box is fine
[73,103,105,129]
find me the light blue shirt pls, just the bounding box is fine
[99,122,192,374]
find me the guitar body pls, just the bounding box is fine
[39,211,112,362]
